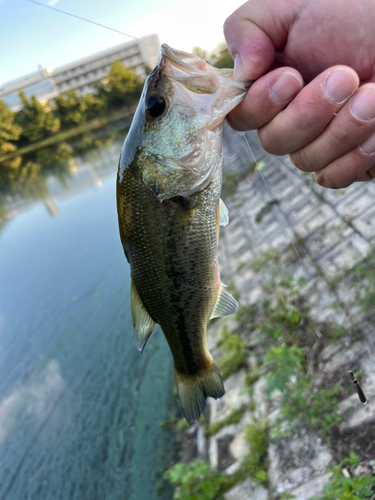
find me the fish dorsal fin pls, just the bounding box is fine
[210,286,238,319]
[131,279,156,352]
[219,198,229,227]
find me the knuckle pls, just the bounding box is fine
[290,104,318,134]
[257,126,285,155]
[290,148,317,173]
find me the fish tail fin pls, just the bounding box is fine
[175,364,225,424]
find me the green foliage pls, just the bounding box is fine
[236,261,246,272]
[225,282,239,301]
[235,303,256,325]
[313,452,375,500]
[163,461,225,500]
[213,49,234,69]
[243,422,268,483]
[252,249,277,272]
[99,59,142,109]
[205,406,245,437]
[217,421,268,492]
[82,92,105,121]
[221,162,256,198]
[263,344,305,395]
[55,90,86,128]
[192,47,209,60]
[275,375,342,437]
[0,100,22,170]
[257,273,307,342]
[176,419,190,432]
[217,326,247,380]
[15,91,60,143]
[55,90,106,129]
[350,255,375,316]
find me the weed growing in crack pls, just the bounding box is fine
[312,452,375,500]
[217,326,247,380]
[163,461,225,500]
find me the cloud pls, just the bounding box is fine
[48,0,60,5]
[0,360,66,444]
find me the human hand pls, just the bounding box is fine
[224,0,375,188]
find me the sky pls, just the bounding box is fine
[0,0,246,86]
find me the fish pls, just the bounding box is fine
[116,44,247,424]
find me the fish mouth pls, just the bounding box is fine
[160,44,252,91]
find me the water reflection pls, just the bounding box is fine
[0,122,175,500]
[0,118,131,228]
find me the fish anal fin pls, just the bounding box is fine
[219,198,229,227]
[175,363,225,424]
[131,279,156,352]
[210,286,238,319]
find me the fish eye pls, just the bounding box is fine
[146,95,167,119]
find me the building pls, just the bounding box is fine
[0,34,160,111]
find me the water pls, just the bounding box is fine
[0,135,174,500]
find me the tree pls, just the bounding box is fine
[0,100,22,171]
[213,49,234,69]
[192,46,209,61]
[82,92,105,121]
[55,90,88,129]
[15,91,60,144]
[55,90,105,128]
[101,60,142,109]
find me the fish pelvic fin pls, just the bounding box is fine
[131,279,156,352]
[210,286,238,319]
[175,363,225,424]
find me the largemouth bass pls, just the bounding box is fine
[117,45,247,423]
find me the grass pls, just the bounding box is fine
[221,162,257,198]
[205,406,246,437]
[217,326,247,380]
[312,452,375,500]
[252,249,278,272]
[217,421,269,491]
[163,461,225,500]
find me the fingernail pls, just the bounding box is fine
[351,88,375,121]
[270,72,303,104]
[233,56,243,80]
[359,131,375,155]
[324,70,358,104]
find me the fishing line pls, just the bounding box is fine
[241,132,305,270]
[24,0,160,48]
[23,0,371,403]
[241,132,375,409]
[241,132,342,346]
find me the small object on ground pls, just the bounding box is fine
[349,371,367,404]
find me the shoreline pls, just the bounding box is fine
[0,105,136,164]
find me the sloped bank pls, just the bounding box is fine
[161,125,375,500]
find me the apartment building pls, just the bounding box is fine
[0,34,160,111]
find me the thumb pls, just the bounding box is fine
[224,0,298,81]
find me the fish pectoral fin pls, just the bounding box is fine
[219,198,229,227]
[131,279,156,352]
[175,363,225,424]
[210,286,238,319]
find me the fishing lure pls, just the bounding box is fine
[349,371,367,404]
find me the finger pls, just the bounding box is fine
[227,67,303,131]
[223,0,294,80]
[257,66,359,155]
[290,84,375,172]
[357,164,375,182]
[314,131,375,188]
